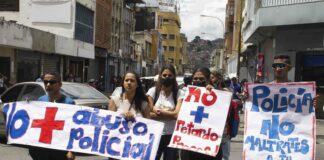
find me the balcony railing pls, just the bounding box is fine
[261,0,324,7]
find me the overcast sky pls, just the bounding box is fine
[178,0,227,41]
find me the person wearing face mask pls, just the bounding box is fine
[181,67,223,160]
[210,70,226,89]
[147,64,184,160]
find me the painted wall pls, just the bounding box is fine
[242,0,324,43]
[1,0,95,39]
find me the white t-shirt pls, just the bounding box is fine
[147,87,184,135]
[110,95,147,118]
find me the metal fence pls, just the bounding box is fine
[261,0,324,7]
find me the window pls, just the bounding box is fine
[169,34,175,40]
[163,46,167,52]
[20,85,46,101]
[162,34,167,40]
[75,2,94,43]
[145,41,151,58]
[0,0,19,11]
[163,19,169,22]
[169,46,175,52]
[1,85,24,103]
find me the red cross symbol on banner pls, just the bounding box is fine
[31,107,65,144]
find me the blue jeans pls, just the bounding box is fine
[221,136,231,160]
[155,135,177,160]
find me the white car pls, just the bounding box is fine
[0,82,109,137]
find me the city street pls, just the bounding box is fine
[1,114,323,160]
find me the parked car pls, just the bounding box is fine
[0,82,109,137]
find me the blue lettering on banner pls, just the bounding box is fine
[244,136,309,155]
[67,108,156,160]
[5,104,158,160]
[133,122,148,136]
[106,137,121,156]
[251,85,314,113]
[9,110,30,139]
[260,115,295,140]
[6,102,16,136]
[3,103,30,139]
[80,136,92,149]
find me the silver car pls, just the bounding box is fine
[0,82,109,137]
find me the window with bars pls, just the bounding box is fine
[169,34,175,40]
[169,46,175,52]
[75,2,94,44]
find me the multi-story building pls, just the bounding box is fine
[110,0,138,80]
[180,33,188,74]
[224,0,235,78]
[242,0,324,116]
[134,30,153,76]
[151,29,164,74]
[0,0,95,83]
[94,0,112,91]
[156,11,182,73]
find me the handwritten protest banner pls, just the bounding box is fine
[3,101,164,160]
[169,86,232,156]
[244,82,316,160]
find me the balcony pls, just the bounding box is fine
[243,0,324,42]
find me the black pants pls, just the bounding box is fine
[29,146,68,160]
[180,146,223,160]
[155,135,177,160]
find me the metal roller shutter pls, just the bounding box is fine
[43,54,59,72]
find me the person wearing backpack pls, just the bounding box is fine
[147,64,184,160]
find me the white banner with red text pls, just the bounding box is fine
[243,82,316,160]
[3,101,164,160]
[169,86,232,157]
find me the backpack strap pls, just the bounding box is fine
[153,87,160,105]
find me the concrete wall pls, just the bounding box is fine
[243,1,324,42]
[258,35,296,82]
[55,36,94,59]
[276,26,324,53]
[1,0,95,39]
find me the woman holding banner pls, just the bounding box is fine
[180,67,223,160]
[147,64,183,160]
[108,71,150,120]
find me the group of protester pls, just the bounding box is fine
[23,54,320,160]
[107,64,243,160]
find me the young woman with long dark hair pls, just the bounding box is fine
[109,71,150,120]
[147,64,183,160]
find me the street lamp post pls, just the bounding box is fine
[200,14,225,37]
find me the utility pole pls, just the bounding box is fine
[236,0,244,79]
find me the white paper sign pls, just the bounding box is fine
[243,82,316,160]
[3,101,164,160]
[169,86,232,156]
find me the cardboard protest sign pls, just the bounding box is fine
[244,82,316,160]
[169,86,232,156]
[3,101,164,160]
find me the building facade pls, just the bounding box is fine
[0,0,95,84]
[156,11,183,74]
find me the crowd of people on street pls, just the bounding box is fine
[1,54,322,160]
